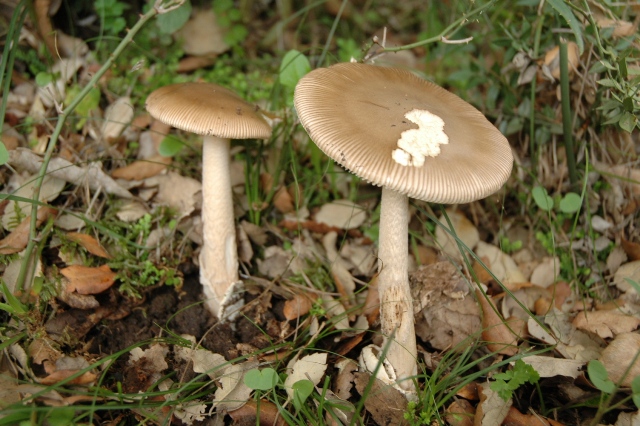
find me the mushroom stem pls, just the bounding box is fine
[199,135,242,319]
[378,187,417,391]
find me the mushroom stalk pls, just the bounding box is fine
[378,187,417,391]
[199,136,242,318]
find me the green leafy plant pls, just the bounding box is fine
[532,186,582,214]
[213,0,248,48]
[490,359,540,401]
[588,359,616,394]
[244,367,279,391]
[95,0,131,36]
[279,49,311,91]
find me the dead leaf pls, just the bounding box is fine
[111,155,172,180]
[314,199,367,230]
[596,18,637,38]
[284,352,328,399]
[475,242,527,288]
[39,369,97,386]
[527,309,602,362]
[213,360,258,412]
[101,96,134,141]
[66,232,111,258]
[334,358,358,401]
[0,206,56,254]
[477,289,518,356]
[125,344,169,392]
[613,260,640,295]
[61,264,117,295]
[599,332,640,387]
[353,372,409,426]
[475,382,511,426]
[8,148,133,200]
[573,310,640,339]
[283,292,315,320]
[229,400,286,426]
[273,185,299,213]
[174,335,227,379]
[445,399,475,426]
[542,42,580,79]
[435,210,479,260]
[622,238,640,261]
[146,172,201,217]
[502,406,551,426]
[520,355,583,379]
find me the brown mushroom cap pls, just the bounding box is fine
[145,82,271,139]
[293,63,513,204]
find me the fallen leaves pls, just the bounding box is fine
[0,206,56,254]
[61,264,117,295]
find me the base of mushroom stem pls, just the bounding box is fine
[358,344,418,401]
[202,280,245,322]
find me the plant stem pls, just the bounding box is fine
[559,39,578,187]
[376,0,496,53]
[16,0,185,292]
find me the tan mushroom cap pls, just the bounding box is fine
[145,82,272,139]
[293,63,513,204]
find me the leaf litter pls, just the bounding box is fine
[2,2,640,425]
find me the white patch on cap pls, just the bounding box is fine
[391,109,449,167]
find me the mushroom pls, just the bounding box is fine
[293,63,512,393]
[145,82,272,320]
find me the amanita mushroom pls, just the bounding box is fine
[293,63,512,392]
[145,82,271,320]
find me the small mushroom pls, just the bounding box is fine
[294,63,512,393]
[146,82,271,320]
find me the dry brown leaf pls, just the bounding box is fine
[475,382,511,426]
[0,206,56,254]
[521,355,583,379]
[353,372,409,426]
[445,399,475,426]
[8,148,133,200]
[542,42,580,79]
[273,185,294,213]
[457,382,479,400]
[333,358,358,401]
[61,264,117,295]
[502,406,551,426]
[528,308,602,362]
[283,292,316,320]
[314,199,367,230]
[228,400,286,426]
[112,155,172,180]
[599,332,640,387]
[146,172,202,217]
[477,290,518,356]
[101,96,134,141]
[596,18,637,38]
[66,232,111,259]
[39,369,97,386]
[284,353,328,399]
[363,276,380,325]
[573,310,640,339]
[475,242,527,288]
[622,238,640,261]
[435,210,479,260]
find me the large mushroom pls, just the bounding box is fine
[293,63,512,392]
[146,82,272,320]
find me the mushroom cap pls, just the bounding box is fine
[293,63,513,204]
[145,82,272,139]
